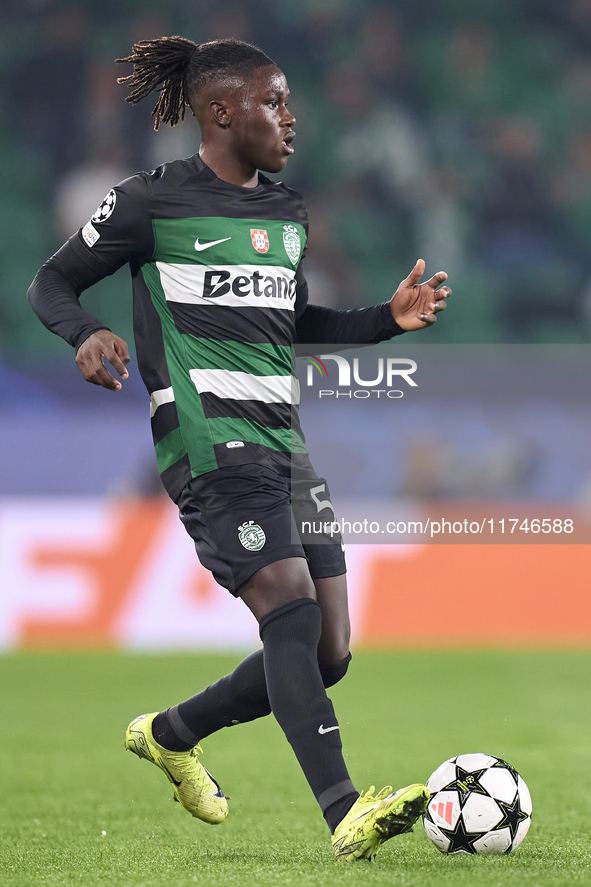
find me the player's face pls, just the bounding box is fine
[230,66,296,174]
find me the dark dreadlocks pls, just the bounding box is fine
[116,37,276,130]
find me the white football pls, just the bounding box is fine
[423,753,532,854]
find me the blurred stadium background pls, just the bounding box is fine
[1,0,590,651]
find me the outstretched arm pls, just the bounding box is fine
[295,301,404,346]
[295,259,450,346]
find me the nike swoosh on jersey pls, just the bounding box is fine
[318,724,340,735]
[194,237,232,251]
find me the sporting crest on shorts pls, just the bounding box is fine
[238,520,266,551]
[250,229,269,253]
[283,225,301,265]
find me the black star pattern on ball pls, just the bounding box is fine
[492,758,520,782]
[442,766,489,803]
[495,796,529,845]
[439,813,482,854]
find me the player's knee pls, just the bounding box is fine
[317,617,350,665]
[318,652,352,688]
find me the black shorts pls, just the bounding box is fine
[178,462,346,596]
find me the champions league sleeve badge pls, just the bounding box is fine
[91,189,117,223]
[283,225,301,265]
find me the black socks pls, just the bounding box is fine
[324,792,360,834]
[151,598,358,826]
[153,649,352,751]
[153,649,272,750]
[258,598,356,813]
[152,710,193,751]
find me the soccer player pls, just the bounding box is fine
[28,37,450,861]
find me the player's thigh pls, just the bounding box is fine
[314,573,351,663]
[240,556,317,622]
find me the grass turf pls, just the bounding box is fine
[1,650,590,886]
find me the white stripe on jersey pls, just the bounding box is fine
[190,368,300,405]
[156,263,296,310]
[150,386,175,418]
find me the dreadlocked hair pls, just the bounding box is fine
[116,36,276,131]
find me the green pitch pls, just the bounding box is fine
[1,651,590,886]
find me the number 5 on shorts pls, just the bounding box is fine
[310,483,336,516]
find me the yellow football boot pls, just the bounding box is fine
[125,712,228,824]
[332,783,429,861]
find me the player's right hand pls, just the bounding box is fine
[75,329,130,391]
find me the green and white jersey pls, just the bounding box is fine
[50,154,403,501]
[67,155,309,500]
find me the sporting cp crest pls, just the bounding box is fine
[238,521,266,551]
[283,224,301,265]
[250,229,269,253]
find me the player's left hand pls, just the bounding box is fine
[390,259,451,330]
